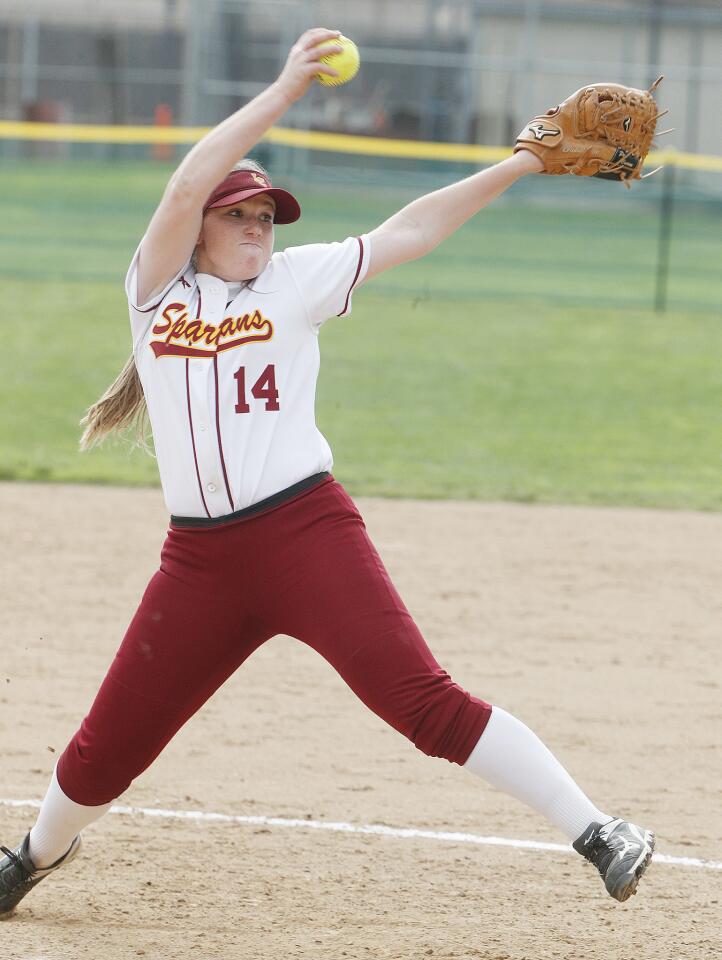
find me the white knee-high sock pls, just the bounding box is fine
[28,768,113,868]
[464,707,612,842]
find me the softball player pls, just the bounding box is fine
[1,28,654,914]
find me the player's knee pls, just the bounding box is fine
[408,683,492,766]
[57,745,129,806]
[57,723,151,807]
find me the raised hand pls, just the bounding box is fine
[274,28,343,103]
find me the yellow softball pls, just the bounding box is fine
[316,35,360,86]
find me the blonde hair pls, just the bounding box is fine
[80,157,270,452]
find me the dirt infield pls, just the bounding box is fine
[1,481,720,960]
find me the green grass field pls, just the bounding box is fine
[2,159,721,509]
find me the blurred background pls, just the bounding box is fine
[1,0,720,308]
[2,0,721,151]
[1,0,721,506]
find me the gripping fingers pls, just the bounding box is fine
[308,40,343,79]
[299,27,341,51]
[277,29,341,101]
[292,32,343,77]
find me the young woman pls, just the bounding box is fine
[1,27,654,914]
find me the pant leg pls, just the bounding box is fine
[274,481,491,764]
[57,526,272,805]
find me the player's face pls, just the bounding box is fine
[194,194,276,281]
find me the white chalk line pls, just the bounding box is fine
[2,797,720,872]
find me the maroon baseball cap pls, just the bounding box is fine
[203,169,301,223]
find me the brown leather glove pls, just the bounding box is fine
[514,77,665,184]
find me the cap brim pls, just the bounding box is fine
[206,186,301,224]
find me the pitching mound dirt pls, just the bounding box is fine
[1,482,720,959]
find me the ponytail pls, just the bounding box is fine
[79,354,150,453]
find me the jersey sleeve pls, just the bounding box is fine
[281,234,370,329]
[125,237,192,349]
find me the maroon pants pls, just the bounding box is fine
[58,478,491,806]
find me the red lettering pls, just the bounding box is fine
[252,364,280,411]
[234,364,280,413]
[151,308,274,357]
[234,366,250,413]
[167,319,187,342]
[217,318,236,341]
[183,320,203,343]
[152,302,187,335]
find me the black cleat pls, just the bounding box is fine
[0,834,81,917]
[573,817,655,902]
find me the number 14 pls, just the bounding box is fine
[234,363,280,413]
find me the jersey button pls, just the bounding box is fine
[209,284,221,295]
[207,482,217,493]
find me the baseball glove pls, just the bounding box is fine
[513,77,667,184]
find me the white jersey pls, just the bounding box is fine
[126,235,370,518]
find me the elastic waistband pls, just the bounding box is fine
[170,472,331,529]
